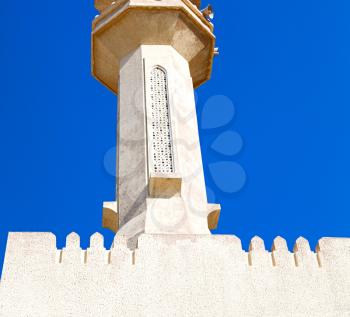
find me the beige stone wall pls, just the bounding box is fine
[1,232,350,316]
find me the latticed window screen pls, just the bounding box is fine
[149,66,175,174]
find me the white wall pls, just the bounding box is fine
[1,232,350,316]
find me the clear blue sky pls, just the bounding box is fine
[1,0,350,273]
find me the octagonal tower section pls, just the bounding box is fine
[92,0,220,242]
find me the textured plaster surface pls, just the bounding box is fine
[1,232,350,316]
[116,45,213,238]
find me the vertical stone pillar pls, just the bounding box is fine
[117,45,210,237]
[91,0,218,240]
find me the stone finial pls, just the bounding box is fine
[293,237,318,268]
[272,236,288,251]
[65,232,80,249]
[293,237,311,253]
[248,236,271,267]
[249,236,265,251]
[86,233,108,265]
[89,233,104,249]
[61,233,83,264]
[271,236,294,267]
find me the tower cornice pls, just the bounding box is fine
[94,0,202,12]
[91,0,215,94]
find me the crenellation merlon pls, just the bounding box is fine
[248,236,272,267]
[86,233,109,265]
[61,232,85,264]
[271,236,295,267]
[294,236,320,268]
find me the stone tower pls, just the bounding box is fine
[1,1,350,316]
[93,0,220,241]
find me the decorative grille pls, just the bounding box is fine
[149,66,174,174]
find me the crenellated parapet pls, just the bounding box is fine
[1,232,349,269]
[1,233,350,316]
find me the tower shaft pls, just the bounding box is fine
[117,45,210,237]
[92,0,220,240]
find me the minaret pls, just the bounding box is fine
[92,0,220,242]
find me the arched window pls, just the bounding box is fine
[149,66,174,174]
